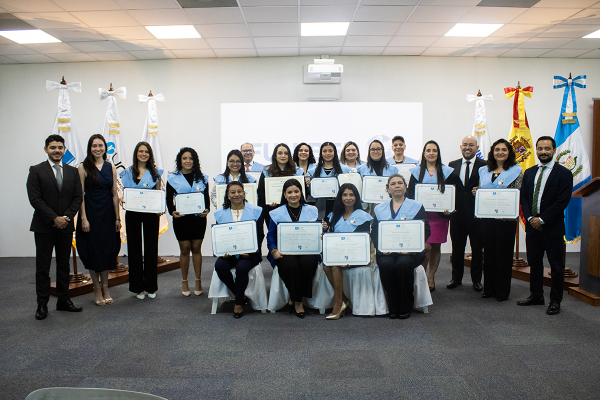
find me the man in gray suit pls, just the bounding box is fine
[27,134,83,320]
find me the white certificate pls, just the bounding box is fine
[175,192,206,215]
[378,220,425,253]
[123,188,165,213]
[361,176,389,203]
[247,172,262,182]
[265,176,306,204]
[211,220,258,257]
[475,188,520,219]
[338,173,363,198]
[393,164,417,188]
[310,177,339,198]
[215,182,258,208]
[414,184,455,212]
[322,233,370,267]
[277,222,322,255]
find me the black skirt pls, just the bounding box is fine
[172,214,207,241]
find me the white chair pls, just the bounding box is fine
[25,387,167,400]
[208,262,268,314]
[267,263,334,313]
[372,264,432,315]
[342,266,377,316]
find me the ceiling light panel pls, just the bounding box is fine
[445,23,503,37]
[583,28,600,38]
[146,25,201,39]
[0,29,61,43]
[301,22,350,36]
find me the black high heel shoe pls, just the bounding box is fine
[295,312,306,319]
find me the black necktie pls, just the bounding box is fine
[464,161,471,186]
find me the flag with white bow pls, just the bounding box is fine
[552,74,591,244]
[46,80,84,166]
[467,93,494,160]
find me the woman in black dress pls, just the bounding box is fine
[76,134,121,306]
[166,147,210,297]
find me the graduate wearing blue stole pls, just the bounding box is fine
[371,174,431,319]
[387,135,420,166]
[386,156,419,165]
[210,150,257,208]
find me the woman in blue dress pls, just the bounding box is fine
[76,134,121,306]
[120,142,163,300]
[210,149,256,208]
[166,147,209,297]
[213,181,264,318]
[322,183,373,320]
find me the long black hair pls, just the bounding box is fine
[279,178,306,206]
[266,143,297,177]
[292,142,316,166]
[173,147,205,184]
[314,142,344,177]
[418,140,445,193]
[366,139,389,175]
[132,141,160,182]
[222,149,251,183]
[83,133,107,185]
[339,141,362,165]
[222,181,246,209]
[328,183,362,231]
[487,138,517,171]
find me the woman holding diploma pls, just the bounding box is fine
[210,149,256,208]
[214,181,263,318]
[76,134,121,306]
[267,179,319,319]
[166,147,209,297]
[371,174,430,319]
[476,139,522,302]
[340,141,363,172]
[120,142,163,300]
[322,183,372,319]
[292,142,316,179]
[406,140,453,292]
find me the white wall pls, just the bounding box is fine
[1,55,598,257]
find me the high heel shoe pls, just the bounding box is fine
[181,279,190,297]
[102,285,113,304]
[94,287,105,306]
[147,292,156,299]
[194,278,203,296]
[136,293,145,300]
[326,302,347,320]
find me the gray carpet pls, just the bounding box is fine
[1,253,599,400]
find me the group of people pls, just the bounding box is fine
[27,132,573,321]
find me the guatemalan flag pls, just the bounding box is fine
[46,80,84,166]
[553,75,591,243]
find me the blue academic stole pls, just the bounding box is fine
[328,209,373,233]
[167,172,207,194]
[358,163,398,177]
[478,165,521,189]
[374,199,422,221]
[409,165,453,183]
[307,164,352,178]
[262,166,304,178]
[213,173,256,185]
[269,204,319,224]
[120,167,163,189]
[214,203,262,223]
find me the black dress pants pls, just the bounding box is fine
[377,250,426,314]
[526,229,565,303]
[276,254,319,302]
[125,211,159,294]
[215,253,262,305]
[482,219,517,300]
[34,231,72,305]
[450,215,483,284]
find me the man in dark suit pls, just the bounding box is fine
[517,136,573,315]
[27,134,83,320]
[447,136,487,292]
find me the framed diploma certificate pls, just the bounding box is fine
[175,192,206,215]
[414,184,455,212]
[322,232,370,267]
[393,164,416,188]
[310,177,339,198]
[215,182,258,208]
[211,220,258,257]
[123,188,165,213]
[276,222,322,255]
[377,220,425,253]
[361,176,389,203]
[475,188,520,219]
[338,173,363,197]
[265,176,306,204]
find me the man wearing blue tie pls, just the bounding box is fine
[517,136,573,315]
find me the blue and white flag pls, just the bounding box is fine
[46,80,84,166]
[552,75,591,243]
[467,93,494,160]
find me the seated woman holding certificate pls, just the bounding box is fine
[475,138,522,302]
[340,141,364,172]
[120,142,163,300]
[371,174,430,319]
[213,181,264,319]
[306,142,352,219]
[267,179,319,319]
[322,183,373,320]
[210,149,256,208]
[166,147,210,297]
[406,140,454,292]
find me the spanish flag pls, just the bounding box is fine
[504,85,536,174]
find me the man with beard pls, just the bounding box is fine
[517,136,573,315]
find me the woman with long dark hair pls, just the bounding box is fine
[267,179,319,318]
[357,139,399,178]
[406,140,453,291]
[210,149,256,208]
[166,147,209,297]
[293,142,316,178]
[476,138,522,301]
[76,134,121,306]
[340,141,363,172]
[120,141,163,300]
[213,181,264,318]
[322,183,373,319]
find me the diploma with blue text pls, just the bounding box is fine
[377,220,425,253]
[123,188,165,213]
[310,177,339,198]
[322,232,370,266]
[475,188,520,219]
[276,222,322,255]
[361,176,388,203]
[414,184,455,212]
[211,220,258,257]
[175,192,206,215]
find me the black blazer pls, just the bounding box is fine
[26,161,83,233]
[448,157,486,218]
[520,163,573,238]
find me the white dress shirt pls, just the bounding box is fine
[48,159,64,178]
[459,157,476,186]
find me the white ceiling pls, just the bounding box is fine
[1,0,600,63]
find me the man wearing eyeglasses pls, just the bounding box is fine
[240,143,265,173]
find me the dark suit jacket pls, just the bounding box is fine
[26,161,83,233]
[448,157,487,219]
[520,163,573,238]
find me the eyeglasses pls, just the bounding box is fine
[241,150,253,154]
[370,148,383,152]
[228,160,242,164]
